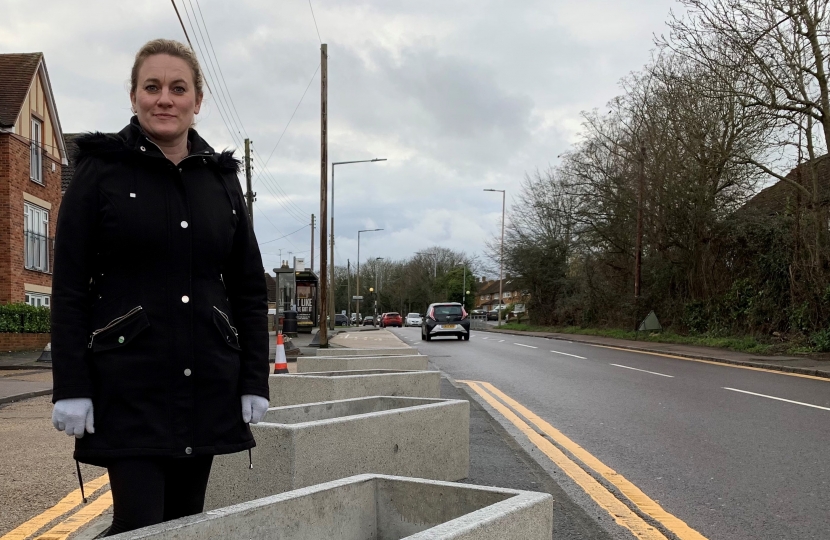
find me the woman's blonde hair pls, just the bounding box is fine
[130,39,204,98]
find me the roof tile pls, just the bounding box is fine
[0,53,42,128]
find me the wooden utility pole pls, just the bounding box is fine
[310,214,315,273]
[318,44,329,347]
[244,138,254,224]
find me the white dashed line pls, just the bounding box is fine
[723,387,830,411]
[498,339,505,342]
[514,343,538,349]
[550,350,586,359]
[610,364,674,378]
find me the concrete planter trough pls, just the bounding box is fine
[268,369,441,407]
[205,396,469,510]
[316,347,418,357]
[297,354,429,373]
[121,475,553,540]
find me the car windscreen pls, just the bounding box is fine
[407,313,420,317]
[432,305,463,320]
[386,312,400,317]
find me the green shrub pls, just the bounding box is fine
[810,329,830,352]
[0,303,51,333]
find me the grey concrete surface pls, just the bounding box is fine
[267,369,441,406]
[297,354,429,373]
[204,396,469,510]
[315,346,418,356]
[114,475,552,540]
[391,326,830,540]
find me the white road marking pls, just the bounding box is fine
[514,343,538,349]
[498,339,505,342]
[550,350,586,359]
[723,387,830,411]
[611,364,674,378]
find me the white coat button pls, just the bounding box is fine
[139,146,146,152]
[117,336,125,344]
[178,167,182,172]
[185,447,192,454]
[182,295,190,303]
[180,221,188,228]
[184,368,192,376]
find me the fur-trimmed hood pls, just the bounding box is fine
[72,116,240,173]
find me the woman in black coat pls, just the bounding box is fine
[50,39,270,535]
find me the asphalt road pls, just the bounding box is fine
[390,326,830,540]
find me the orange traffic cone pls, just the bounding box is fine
[274,332,289,374]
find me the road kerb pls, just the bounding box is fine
[460,380,672,540]
[472,380,708,540]
[0,389,53,406]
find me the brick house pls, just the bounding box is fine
[475,276,527,311]
[0,53,67,307]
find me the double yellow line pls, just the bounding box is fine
[1,474,112,540]
[461,380,708,540]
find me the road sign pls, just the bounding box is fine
[352,295,363,300]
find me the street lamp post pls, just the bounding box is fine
[375,257,384,324]
[457,262,467,308]
[484,189,506,327]
[329,158,387,330]
[356,228,383,321]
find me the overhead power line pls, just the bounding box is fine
[258,223,311,246]
[170,0,311,224]
[308,0,323,44]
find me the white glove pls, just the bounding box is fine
[52,398,94,438]
[241,395,269,424]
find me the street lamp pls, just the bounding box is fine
[329,158,387,330]
[375,257,384,323]
[415,251,437,278]
[356,228,383,320]
[457,262,467,308]
[484,188,506,327]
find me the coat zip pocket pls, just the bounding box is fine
[89,306,144,349]
[213,306,238,339]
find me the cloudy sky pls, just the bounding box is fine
[2,0,677,274]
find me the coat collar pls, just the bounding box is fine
[73,117,241,173]
[123,115,214,159]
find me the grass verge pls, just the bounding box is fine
[495,323,775,354]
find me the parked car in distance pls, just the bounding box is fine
[335,313,349,326]
[421,302,470,341]
[486,305,508,321]
[405,312,423,327]
[381,312,403,328]
[362,315,375,326]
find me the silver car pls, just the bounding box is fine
[405,312,423,327]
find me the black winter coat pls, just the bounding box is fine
[51,117,269,466]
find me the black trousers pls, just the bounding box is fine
[105,456,214,536]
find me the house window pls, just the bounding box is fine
[503,291,510,299]
[25,292,50,308]
[24,202,50,273]
[30,118,43,184]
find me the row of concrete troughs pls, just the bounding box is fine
[109,346,554,539]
